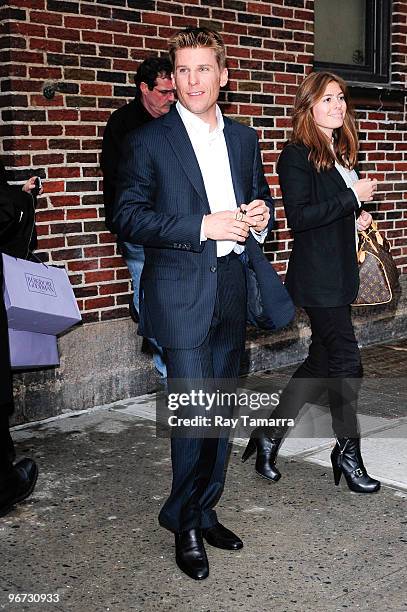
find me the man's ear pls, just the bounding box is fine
[139,82,149,96]
[220,68,228,88]
[171,73,176,89]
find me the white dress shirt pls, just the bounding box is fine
[176,101,266,257]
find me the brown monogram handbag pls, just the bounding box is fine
[352,220,400,306]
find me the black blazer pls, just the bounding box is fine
[113,106,274,349]
[277,143,360,308]
[0,161,37,259]
[101,97,154,232]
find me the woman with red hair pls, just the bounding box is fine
[243,72,380,494]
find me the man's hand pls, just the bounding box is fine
[240,199,270,232]
[203,210,257,242]
[357,210,373,232]
[22,176,44,195]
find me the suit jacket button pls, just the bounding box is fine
[210,266,217,273]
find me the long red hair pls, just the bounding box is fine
[290,71,359,172]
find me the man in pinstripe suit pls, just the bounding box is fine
[114,27,273,580]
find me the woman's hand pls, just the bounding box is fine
[357,210,373,231]
[240,199,270,232]
[22,176,43,195]
[353,178,378,202]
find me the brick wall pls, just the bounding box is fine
[0,0,406,324]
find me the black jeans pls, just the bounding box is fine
[267,305,361,438]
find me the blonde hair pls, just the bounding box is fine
[169,27,226,70]
[290,71,359,172]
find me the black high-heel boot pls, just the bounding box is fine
[331,438,380,493]
[241,427,283,482]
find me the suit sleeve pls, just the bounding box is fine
[252,136,274,233]
[112,131,204,252]
[277,145,359,232]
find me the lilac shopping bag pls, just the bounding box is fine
[2,253,81,335]
[8,328,59,369]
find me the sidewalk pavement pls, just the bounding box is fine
[1,338,406,612]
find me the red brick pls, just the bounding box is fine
[64,16,97,30]
[32,154,64,165]
[98,19,128,33]
[85,270,115,283]
[36,209,64,222]
[3,139,47,151]
[81,83,113,96]
[80,110,111,122]
[85,297,114,309]
[142,12,170,25]
[68,259,98,272]
[51,195,80,207]
[30,38,63,53]
[65,125,97,137]
[9,22,45,37]
[84,245,115,258]
[100,256,125,269]
[248,2,272,14]
[82,30,113,45]
[67,208,98,220]
[116,268,130,280]
[12,0,44,7]
[48,109,79,121]
[30,94,64,107]
[29,66,62,79]
[9,50,44,64]
[112,58,138,72]
[48,167,81,179]
[37,237,65,249]
[126,21,155,35]
[99,282,129,295]
[31,125,63,136]
[47,27,80,41]
[30,10,62,25]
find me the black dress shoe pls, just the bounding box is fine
[0,458,38,517]
[175,528,209,580]
[202,523,243,550]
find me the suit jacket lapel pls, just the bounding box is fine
[162,108,210,212]
[224,119,244,205]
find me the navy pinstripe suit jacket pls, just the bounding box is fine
[113,106,274,349]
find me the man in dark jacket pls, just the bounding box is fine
[0,161,40,516]
[101,56,175,381]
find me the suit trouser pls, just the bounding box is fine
[0,262,15,475]
[267,305,361,438]
[158,253,246,533]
